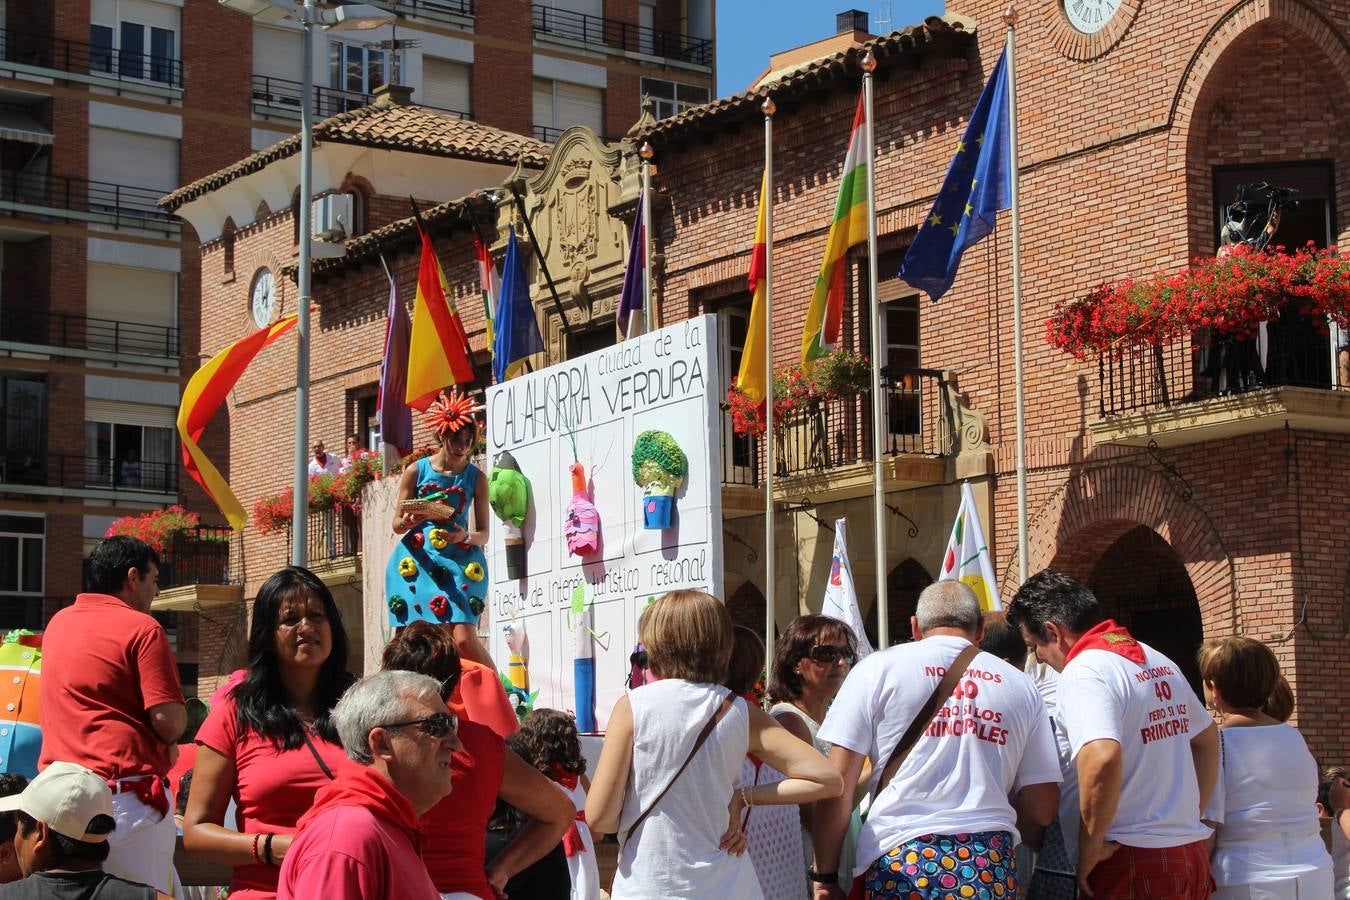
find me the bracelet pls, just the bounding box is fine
[807,868,838,884]
[739,786,753,808]
[263,832,275,866]
[251,833,262,863]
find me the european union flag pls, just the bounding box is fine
[492,225,544,383]
[900,45,1012,302]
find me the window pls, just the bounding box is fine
[0,514,43,630]
[717,302,756,480]
[90,24,114,74]
[83,419,176,492]
[1,375,45,485]
[533,78,604,139]
[419,57,471,117]
[641,78,709,120]
[330,41,388,96]
[90,0,179,85]
[566,322,616,359]
[353,389,379,451]
[880,294,921,437]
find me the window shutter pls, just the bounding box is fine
[419,57,471,115]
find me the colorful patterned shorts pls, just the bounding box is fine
[863,831,1017,900]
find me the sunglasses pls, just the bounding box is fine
[807,644,856,665]
[381,711,458,739]
[438,673,461,702]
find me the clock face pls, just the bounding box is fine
[250,268,276,328]
[1064,0,1122,34]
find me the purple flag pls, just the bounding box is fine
[378,276,413,455]
[617,189,646,338]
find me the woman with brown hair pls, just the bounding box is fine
[381,622,572,900]
[586,590,842,900]
[1198,636,1331,899]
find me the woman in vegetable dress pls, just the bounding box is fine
[387,390,493,667]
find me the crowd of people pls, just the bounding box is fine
[5,524,1349,899]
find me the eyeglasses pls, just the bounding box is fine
[807,644,856,665]
[381,712,458,739]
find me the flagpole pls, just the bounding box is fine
[640,143,655,333]
[860,51,888,648]
[1003,7,1029,584]
[761,95,777,677]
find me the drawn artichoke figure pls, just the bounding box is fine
[632,430,687,529]
[488,450,530,578]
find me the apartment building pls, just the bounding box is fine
[0,0,714,699]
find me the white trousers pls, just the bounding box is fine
[105,788,182,897]
[1214,869,1335,900]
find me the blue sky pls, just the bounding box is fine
[715,1,947,97]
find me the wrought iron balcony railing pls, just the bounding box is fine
[357,0,475,20]
[0,169,178,229]
[286,508,362,564]
[719,367,954,485]
[1,308,180,358]
[1098,318,1347,417]
[252,74,472,121]
[531,5,713,67]
[0,453,177,494]
[160,526,240,590]
[0,25,182,88]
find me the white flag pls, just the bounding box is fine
[940,482,1001,611]
[821,518,874,657]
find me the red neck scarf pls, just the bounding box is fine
[546,763,588,857]
[295,761,422,846]
[1064,619,1146,665]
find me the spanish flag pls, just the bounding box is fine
[406,224,475,410]
[735,170,770,405]
[800,94,868,372]
[474,230,498,354]
[178,315,298,531]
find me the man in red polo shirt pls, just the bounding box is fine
[40,535,185,895]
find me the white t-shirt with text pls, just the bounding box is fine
[819,635,1062,873]
[1056,641,1212,855]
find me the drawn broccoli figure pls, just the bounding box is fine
[631,430,687,529]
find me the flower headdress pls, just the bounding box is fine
[425,390,483,437]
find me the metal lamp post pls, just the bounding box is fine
[218,0,392,565]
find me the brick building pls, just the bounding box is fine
[0,0,714,700]
[175,0,1350,769]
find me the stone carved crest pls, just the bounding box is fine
[555,157,598,272]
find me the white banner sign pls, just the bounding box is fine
[485,314,724,731]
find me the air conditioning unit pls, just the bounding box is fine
[311,192,354,259]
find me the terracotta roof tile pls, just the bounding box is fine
[636,17,976,147]
[161,98,549,212]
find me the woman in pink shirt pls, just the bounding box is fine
[183,566,357,898]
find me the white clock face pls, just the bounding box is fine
[1064,0,1122,34]
[250,268,276,328]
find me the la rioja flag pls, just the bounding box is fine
[940,482,1001,611]
[820,519,873,657]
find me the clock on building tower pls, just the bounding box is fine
[250,267,276,328]
[1064,0,1121,34]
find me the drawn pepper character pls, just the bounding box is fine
[631,430,688,529]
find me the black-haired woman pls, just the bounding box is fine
[183,566,356,900]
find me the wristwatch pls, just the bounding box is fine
[807,869,837,884]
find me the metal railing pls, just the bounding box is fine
[357,0,475,19]
[0,169,178,229]
[0,453,178,493]
[1098,318,1347,417]
[718,368,953,484]
[0,25,182,88]
[1,308,180,357]
[288,507,361,563]
[531,5,713,66]
[160,526,239,590]
[252,74,473,121]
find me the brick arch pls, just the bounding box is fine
[1168,0,1350,160]
[1006,463,1238,636]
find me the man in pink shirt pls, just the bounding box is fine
[278,671,461,900]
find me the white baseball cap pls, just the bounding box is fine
[0,762,115,842]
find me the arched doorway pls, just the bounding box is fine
[862,557,933,648]
[726,581,768,637]
[1082,525,1205,695]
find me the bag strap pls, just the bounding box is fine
[302,729,335,781]
[874,643,981,798]
[624,692,736,843]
